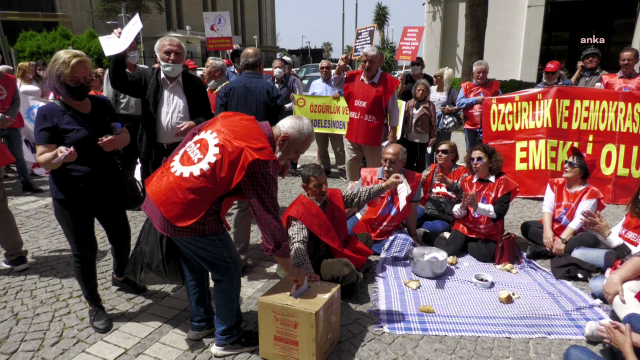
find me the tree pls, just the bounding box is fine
[378,37,397,73]
[322,42,333,59]
[344,45,353,56]
[93,0,164,23]
[461,0,489,81]
[373,2,390,42]
[280,49,290,57]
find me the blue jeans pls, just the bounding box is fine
[464,128,481,153]
[564,313,640,360]
[571,247,617,301]
[173,230,243,345]
[0,128,33,186]
[416,205,450,235]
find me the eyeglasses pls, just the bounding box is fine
[67,77,94,86]
[433,75,442,78]
[410,63,423,67]
[544,71,557,75]
[319,66,331,70]
[564,159,579,168]
[436,149,449,155]
[470,157,484,164]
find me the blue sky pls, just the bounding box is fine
[275,0,426,59]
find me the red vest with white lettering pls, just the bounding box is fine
[542,178,605,237]
[619,213,640,248]
[344,70,400,146]
[453,174,519,241]
[144,112,277,227]
[353,168,422,240]
[0,74,24,129]
[601,73,640,91]
[282,189,373,270]
[460,81,500,130]
[420,164,471,206]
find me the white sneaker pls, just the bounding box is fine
[442,232,451,239]
[584,320,609,342]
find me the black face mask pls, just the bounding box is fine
[64,83,90,101]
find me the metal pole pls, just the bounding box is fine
[0,21,10,67]
[307,41,310,63]
[139,28,145,65]
[342,0,345,53]
[355,0,358,30]
[302,35,305,48]
[121,2,127,27]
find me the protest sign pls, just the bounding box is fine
[395,26,424,61]
[99,14,142,56]
[293,95,405,136]
[353,25,377,59]
[18,95,48,176]
[203,12,233,51]
[482,86,640,204]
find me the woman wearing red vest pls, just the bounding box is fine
[521,146,604,259]
[455,60,501,153]
[434,144,518,263]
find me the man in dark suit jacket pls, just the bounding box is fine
[108,34,213,182]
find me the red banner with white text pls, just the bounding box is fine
[482,86,640,205]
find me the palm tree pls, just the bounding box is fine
[322,42,333,59]
[461,0,489,81]
[373,2,390,42]
[345,45,353,56]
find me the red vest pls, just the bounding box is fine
[542,178,605,237]
[145,112,277,226]
[420,164,471,206]
[207,82,228,114]
[0,74,24,129]
[460,81,500,129]
[344,70,400,146]
[620,213,640,247]
[453,174,519,241]
[282,189,373,270]
[601,73,640,91]
[353,168,422,240]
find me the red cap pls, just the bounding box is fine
[224,59,232,67]
[184,59,197,69]
[544,60,561,72]
[569,146,596,174]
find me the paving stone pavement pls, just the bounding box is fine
[2,131,624,360]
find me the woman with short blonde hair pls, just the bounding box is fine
[427,67,460,167]
[34,49,145,334]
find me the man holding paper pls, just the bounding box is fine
[346,144,422,254]
[283,163,402,297]
[108,28,213,183]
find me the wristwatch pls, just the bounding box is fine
[559,236,568,244]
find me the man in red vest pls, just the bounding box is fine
[601,47,640,91]
[142,113,314,357]
[456,60,501,153]
[283,163,402,298]
[203,57,228,114]
[333,46,401,185]
[346,144,423,254]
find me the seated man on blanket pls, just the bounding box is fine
[282,163,403,298]
[346,144,423,254]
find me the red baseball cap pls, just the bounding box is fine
[184,59,197,69]
[224,59,232,67]
[569,146,596,175]
[544,60,561,73]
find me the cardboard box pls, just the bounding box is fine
[258,278,341,360]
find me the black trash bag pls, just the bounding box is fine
[125,218,185,286]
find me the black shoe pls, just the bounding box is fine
[526,244,552,259]
[325,169,332,177]
[112,276,147,294]
[210,330,259,357]
[22,184,44,193]
[89,305,113,333]
[338,169,347,181]
[2,256,29,271]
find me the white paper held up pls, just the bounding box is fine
[290,277,309,299]
[397,175,411,211]
[99,14,143,57]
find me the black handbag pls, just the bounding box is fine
[54,100,144,211]
[422,165,455,223]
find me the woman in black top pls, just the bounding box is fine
[398,57,434,102]
[35,49,146,334]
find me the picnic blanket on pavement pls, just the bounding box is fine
[374,233,610,339]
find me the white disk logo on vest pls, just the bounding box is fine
[170,130,219,177]
[0,85,6,101]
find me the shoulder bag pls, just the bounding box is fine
[439,88,464,132]
[421,165,455,223]
[54,100,144,211]
[495,232,523,265]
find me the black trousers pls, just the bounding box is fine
[434,229,497,263]
[53,196,131,308]
[399,137,429,173]
[520,220,600,254]
[118,114,142,176]
[140,142,180,184]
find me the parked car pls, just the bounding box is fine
[298,63,351,78]
[301,73,321,95]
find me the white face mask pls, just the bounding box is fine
[127,51,139,65]
[208,77,225,90]
[274,68,285,79]
[27,74,33,79]
[276,139,289,165]
[37,71,43,77]
[156,54,183,77]
[411,66,422,75]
